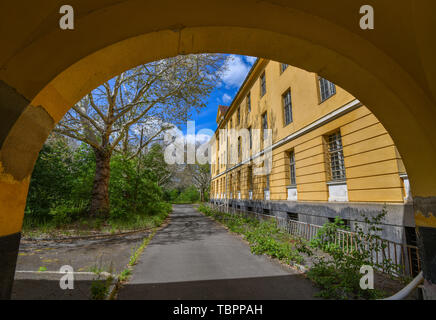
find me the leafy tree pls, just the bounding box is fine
[54,54,227,216]
[25,135,95,223]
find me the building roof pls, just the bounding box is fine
[216,105,229,123]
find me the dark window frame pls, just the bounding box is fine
[319,77,336,102]
[283,89,293,126]
[327,131,346,182]
[260,72,267,97]
[280,63,289,74]
[289,150,297,186]
[247,92,251,113]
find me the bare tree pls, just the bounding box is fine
[55,54,227,216]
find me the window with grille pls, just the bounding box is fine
[319,77,336,102]
[247,93,251,113]
[327,131,346,181]
[266,174,270,190]
[280,63,289,73]
[289,151,296,185]
[283,90,293,125]
[260,72,266,97]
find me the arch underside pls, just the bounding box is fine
[0,0,435,299]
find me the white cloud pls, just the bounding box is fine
[245,56,257,65]
[222,93,232,104]
[186,133,212,145]
[220,55,252,88]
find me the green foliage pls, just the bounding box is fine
[90,279,111,300]
[25,140,94,225]
[198,204,304,266]
[307,207,401,299]
[118,268,132,282]
[24,137,172,232]
[109,154,164,219]
[168,186,200,204]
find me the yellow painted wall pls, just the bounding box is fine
[211,60,405,204]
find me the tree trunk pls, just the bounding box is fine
[90,149,111,217]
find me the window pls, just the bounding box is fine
[283,89,293,125]
[265,174,270,190]
[262,112,268,140]
[248,127,252,149]
[237,108,240,125]
[260,72,266,97]
[248,166,253,190]
[287,212,299,221]
[247,93,251,113]
[327,131,346,181]
[238,137,241,162]
[319,77,336,102]
[229,118,232,128]
[280,63,289,73]
[289,151,296,185]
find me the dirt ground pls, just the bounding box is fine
[12,231,151,300]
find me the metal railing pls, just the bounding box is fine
[207,202,421,278]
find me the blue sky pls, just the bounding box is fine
[183,54,257,143]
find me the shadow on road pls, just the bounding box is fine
[118,274,319,300]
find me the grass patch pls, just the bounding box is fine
[22,209,170,238]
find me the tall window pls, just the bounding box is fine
[283,89,293,125]
[237,108,240,125]
[237,171,241,191]
[266,174,270,190]
[262,112,268,140]
[248,127,252,149]
[248,166,253,191]
[247,93,251,113]
[327,131,346,181]
[319,77,336,102]
[280,63,289,73]
[260,72,266,97]
[289,151,296,185]
[238,137,241,162]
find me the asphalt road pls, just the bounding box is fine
[118,204,318,300]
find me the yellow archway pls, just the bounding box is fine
[1,0,435,299]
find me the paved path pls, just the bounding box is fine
[118,204,318,300]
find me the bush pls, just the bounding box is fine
[307,209,400,299]
[24,138,172,230]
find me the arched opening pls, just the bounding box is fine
[1,1,435,299]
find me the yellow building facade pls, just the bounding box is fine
[210,59,414,244]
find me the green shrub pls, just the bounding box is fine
[307,208,400,299]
